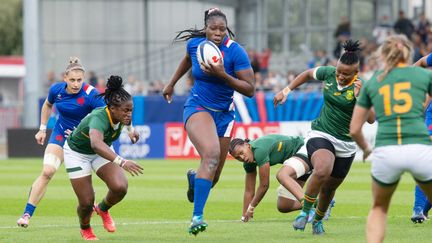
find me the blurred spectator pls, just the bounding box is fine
[412,33,427,62]
[45,71,59,93]
[416,12,430,44]
[394,10,415,39]
[259,48,272,77]
[307,50,330,68]
[333,16,351,59]
[373,15,394,44]
[247,49,260,73]
[96,77,106,93]
[124,75,140,95]
[148,80,164,95]
[88,71,98,87]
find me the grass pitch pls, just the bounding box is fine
[1,159,431,242]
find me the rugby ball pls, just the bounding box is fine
[196,40,223,67]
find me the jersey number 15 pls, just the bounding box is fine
[378,82,412,116]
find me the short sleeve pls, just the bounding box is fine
[47,84,58,104]
[426,54,432,67]
[356,81,372,109]
[232,44,252,72]
[243,162,257,173]
[89,112,109,134]
[313,66,335,81]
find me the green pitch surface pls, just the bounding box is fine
[1,159,432,242]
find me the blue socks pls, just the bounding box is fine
[193,178,212,217]
[414,185,431,214]
[24,203,36,217]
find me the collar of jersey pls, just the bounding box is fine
[396,63,408,67]
[105,107,120,129]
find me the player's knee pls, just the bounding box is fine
[41,166,57,180]
[110,181,128,197]
[202,147,220,162]
[311,164,332,181]
[41,153,61,180]
[79,196,95,209]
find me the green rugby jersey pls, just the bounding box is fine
[243,134,304,173]
[312,66,358,141]
[67,107,123,154]
[357,66,432,147]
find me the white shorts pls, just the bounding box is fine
[305,130,357,158]
[371,144,432,185]
[277,185,297,200]
[63,141,111,179]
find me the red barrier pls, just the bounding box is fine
[165,122,280,159]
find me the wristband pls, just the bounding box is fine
[120,160,127,168]
[282,87,291,96]
[113,155,124,165]
[39,124,47,131]
[241,216,246,222]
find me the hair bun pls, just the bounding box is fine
[106,75,123,90]
[69,56,80,64]
[342,39,361,52]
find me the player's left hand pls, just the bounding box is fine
[273,91,287,107]
[354,79,362,97]
[242,204,254,222]
[128,130,139,144]
[122,160,144,176]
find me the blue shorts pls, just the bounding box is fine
[426,117,432,135]
[183,98,235,138]
[48,126,67,147]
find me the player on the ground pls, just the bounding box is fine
[228,134,334,222]
[162,8,254,235]
[17,57,106,227]
[351,34,432,243]
[274,40,374,235]
[64,75,142,240]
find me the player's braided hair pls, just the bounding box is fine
[339,40,361,65]
[98,75,131,107]
[173,8,235,42]
[65,56,85,74]
[228,138,251,155]
[378,34,413,81]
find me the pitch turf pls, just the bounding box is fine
[1,159,431,242]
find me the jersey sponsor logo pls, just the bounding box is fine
[333,92,341,96]
[345,90,354,101]
[77,96,85,106]
[57,94,62,100]
[165,122,280,158]
[112,132,117,138]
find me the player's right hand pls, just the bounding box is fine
[162,84,174,104]
[273,91,287,107]
[35,130,47,145]
[122,160,144,176]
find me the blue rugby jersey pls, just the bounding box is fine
[47,82,105,131]
[186,36,251,111]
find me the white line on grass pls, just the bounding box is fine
[0,215,413,230]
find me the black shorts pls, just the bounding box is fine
[306,137,355,179]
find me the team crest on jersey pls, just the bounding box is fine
[76,96,85,106]
[57,94,62,100]
[345,90,354,101]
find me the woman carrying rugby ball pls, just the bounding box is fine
[162,7,255,235]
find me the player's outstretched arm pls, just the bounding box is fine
[273,68,315,106]
[242,171,256,222]
[248,163,270,211]
[414,55,429,67]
